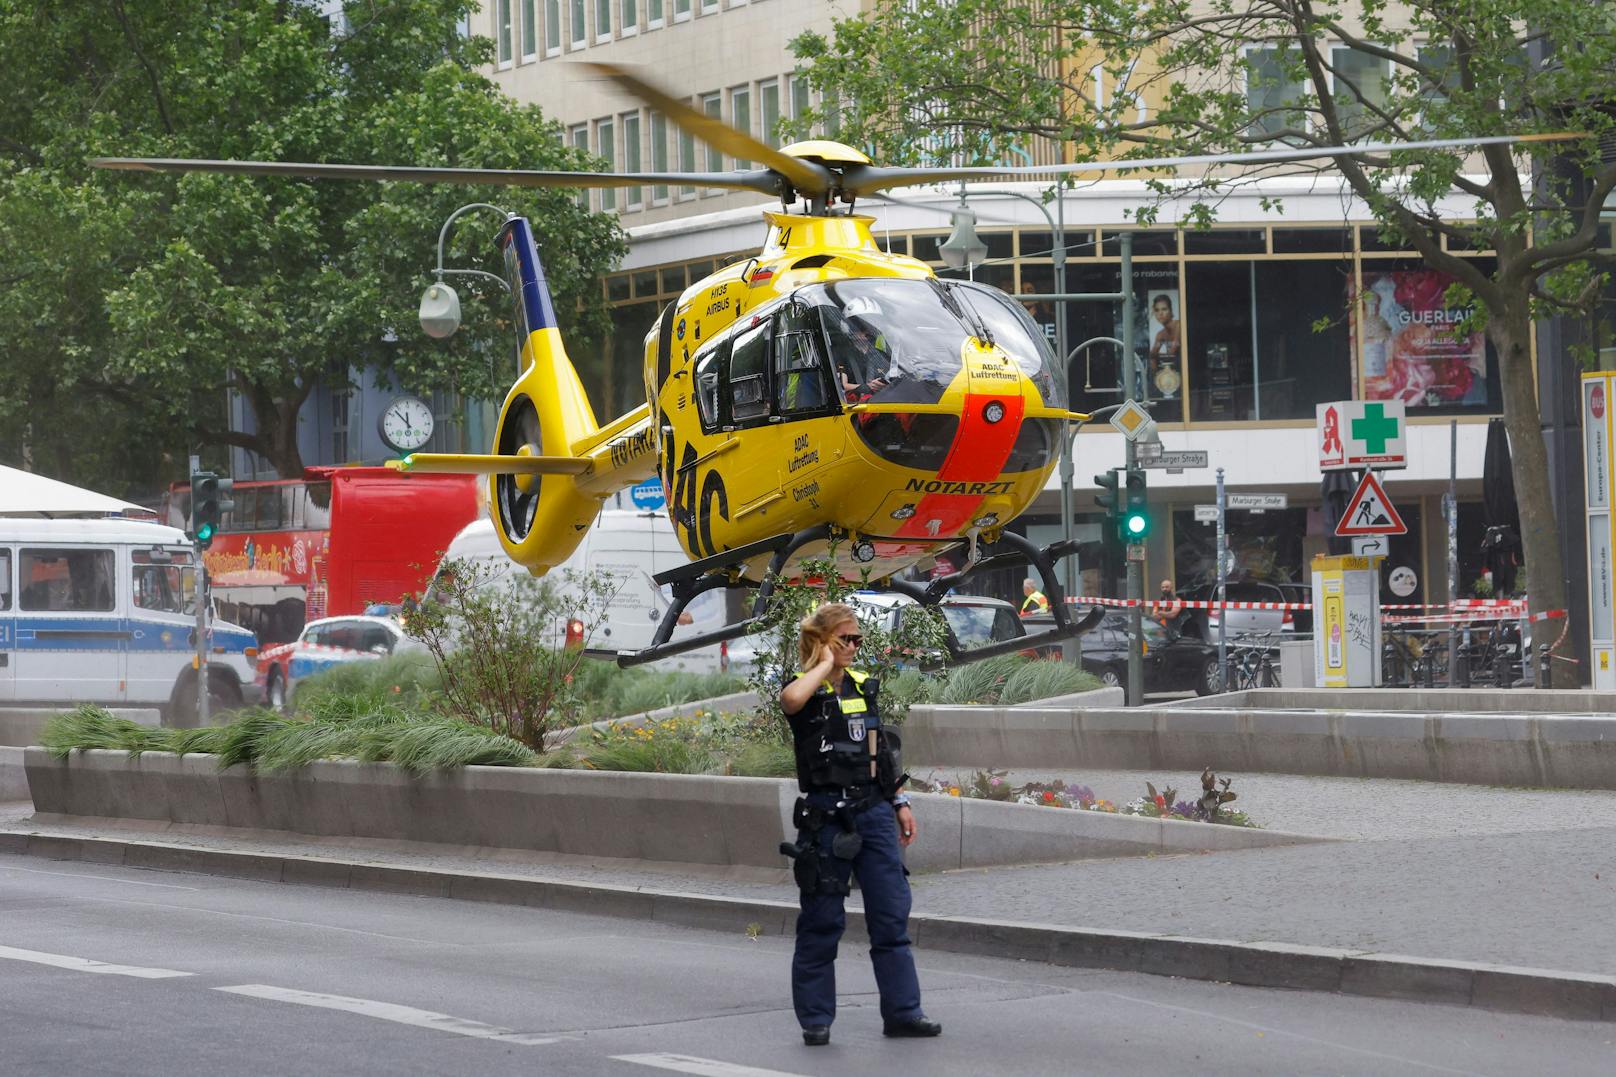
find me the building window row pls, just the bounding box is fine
[493,0,760,66]
[603,222,1574,426]
[583,72,815,213]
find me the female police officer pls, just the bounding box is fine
[779,602,942,1047]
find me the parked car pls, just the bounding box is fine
[255,614,422,711]
[1034,609,1222,695]
[1177,579,1312,640]
[725,592,1028,675]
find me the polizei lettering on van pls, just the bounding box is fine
[902,479,1015,496]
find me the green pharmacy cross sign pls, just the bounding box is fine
[1317,400,1407,472]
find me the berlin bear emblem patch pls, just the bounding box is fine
[846,717,866,742]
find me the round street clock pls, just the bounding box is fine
[379,395,435,453]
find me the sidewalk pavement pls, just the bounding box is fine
[4,765,1615,1020]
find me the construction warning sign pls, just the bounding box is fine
[1334,471,1409,537]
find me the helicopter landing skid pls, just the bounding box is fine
[611,525,1098,670]
[613,525,835,669]
[885,530,1102,666]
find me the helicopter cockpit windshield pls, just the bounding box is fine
[794,279,1062,410]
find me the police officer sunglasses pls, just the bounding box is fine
[836,633,864,646]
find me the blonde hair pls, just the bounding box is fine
[798,602,859,668]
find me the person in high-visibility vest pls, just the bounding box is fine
[1020,578,1050,616]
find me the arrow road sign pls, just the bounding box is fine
[1138,450,1209,470]
[1352,535,1389,558]
[1335,471,1408,536]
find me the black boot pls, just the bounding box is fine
[801,1026,830,1046]
[883,1016,942,1038]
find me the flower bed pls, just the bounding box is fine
[909,768,1258,827]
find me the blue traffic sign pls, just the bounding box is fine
[629,479,666,510]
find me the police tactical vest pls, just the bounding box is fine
[786,668,896,794]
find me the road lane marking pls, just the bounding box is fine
[611,1056,810,1077]
[0,864,200,890]
[1094,991,1486,1076]
[0,944,192,979]
[215,984,559,1044]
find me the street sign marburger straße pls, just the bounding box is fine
[1138,450,1209,469]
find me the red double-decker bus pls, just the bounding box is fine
[164,467,479,644]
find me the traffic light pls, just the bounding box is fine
[1121,468,1151,542]
[190,470,235,550]
[1093,469,1121,532]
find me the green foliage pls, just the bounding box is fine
[999,660,1099,705]
[567,661,748,722]
[41,701,535,773]
[743,551,951,726]
[403,559,622,749]
[40,706,171,758]
[291,651,442,712]
[0,0,624,483]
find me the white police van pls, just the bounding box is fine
[0,517,260,722]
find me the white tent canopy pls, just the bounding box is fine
[0,463,151,518]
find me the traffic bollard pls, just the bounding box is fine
[1493,644,1511,689]
[1537,643,1552,690]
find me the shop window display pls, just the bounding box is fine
[1352,259,1502,413]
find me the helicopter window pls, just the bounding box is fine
[950,281,1065,409]
[693,344,724,431]
[727,320,771,424]
[775,305,833,414]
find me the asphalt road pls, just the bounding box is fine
[2,853,1611,1076]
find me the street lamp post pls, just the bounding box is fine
[418,202,515,343]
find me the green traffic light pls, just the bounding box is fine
[1124,512,1149,538]
[196,522,215,543]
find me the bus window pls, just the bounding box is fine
[304,481,333,529]
[254,487,285,531]
[0,549,10,610]
[19,549,115,612]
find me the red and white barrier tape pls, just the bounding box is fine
[1067,594,1558,623]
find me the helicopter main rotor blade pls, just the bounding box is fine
[583,62,833,199]
[91,157,783,194]
[843,131,1583,197]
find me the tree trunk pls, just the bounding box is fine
[248,388,306,479]
[1490,304,1570,662]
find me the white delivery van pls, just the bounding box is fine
[0,517,260,721]
[428,509,728,671]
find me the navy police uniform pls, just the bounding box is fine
[781,667,924,1032]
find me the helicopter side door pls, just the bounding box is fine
[772,303,844,512]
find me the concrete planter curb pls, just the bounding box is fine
[2,828,1609,1023]
[903,703,1616,789]
[23,748,1315,873]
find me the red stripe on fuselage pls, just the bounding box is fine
[893,393,1025,539]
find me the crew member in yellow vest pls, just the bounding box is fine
[1020,578,1051,617]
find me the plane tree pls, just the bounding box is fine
[0,0,623,485]
[793,0,1616,640]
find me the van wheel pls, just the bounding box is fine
[1099,665,1123,688]
[172,671,242,727]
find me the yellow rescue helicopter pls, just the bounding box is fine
[94,65,1568,666]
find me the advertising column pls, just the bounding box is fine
[1583,373,1615,688]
